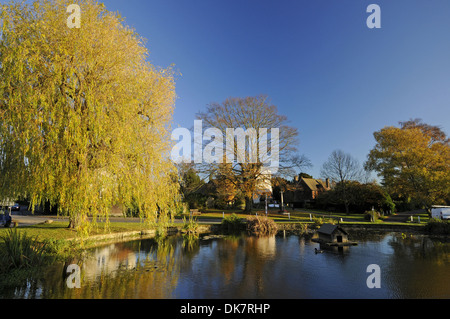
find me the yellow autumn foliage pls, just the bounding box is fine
[0,0,180,231]
[365,119,450,208]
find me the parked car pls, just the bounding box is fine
[11,203,20,211]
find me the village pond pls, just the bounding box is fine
[1,231,449,298]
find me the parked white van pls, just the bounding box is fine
[431,206,450,220]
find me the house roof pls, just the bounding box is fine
[301,178,328,191]
[318,223,348,235]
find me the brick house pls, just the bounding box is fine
[284,175,331,208]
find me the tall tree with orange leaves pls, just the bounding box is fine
[365,119,450,211]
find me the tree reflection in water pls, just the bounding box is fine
[2,233,449,299]
[47,237,181,299]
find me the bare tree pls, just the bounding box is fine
[320,150,364,213]
[196,95,308,212]
[321,150,363,183]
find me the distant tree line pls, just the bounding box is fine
[178,119,449,215]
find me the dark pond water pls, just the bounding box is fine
[2,232,449,299]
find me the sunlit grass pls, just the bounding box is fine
[191,208,427,226]
[0,222,76,241]
[0,221,156,242]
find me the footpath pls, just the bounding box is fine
[383,209,425,223]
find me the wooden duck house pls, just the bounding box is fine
[313,223,357,246]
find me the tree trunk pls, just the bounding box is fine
[244,197,253,213]
[67,219,76,229]
[344,202,350,214]
[68,214,81,229]
[342,184,350,214]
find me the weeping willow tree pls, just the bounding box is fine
[0,0,180,231]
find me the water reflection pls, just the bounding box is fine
[1,232,449,299]
[83,244,137,279]
[385,234,450,298]
[47,238,182,299]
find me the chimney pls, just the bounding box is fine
[326,178,330,188]
[294,175,299,182]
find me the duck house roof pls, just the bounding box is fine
[317,223,348,235]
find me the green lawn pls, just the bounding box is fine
[179,208,314,222]
[0,221,77,241]
[406,212,430,224]
[0,208,429,244]
[185,207,428,226]
[0,220,155,242]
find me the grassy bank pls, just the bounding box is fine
[0,221,155,242]
[181,208,432,225]
[0,220,176,288]
[0,220,163,264]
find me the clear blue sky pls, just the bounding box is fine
[102,0,450,179]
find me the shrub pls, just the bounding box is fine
[44,238,75,259]
[382,193,396,214]
[364,210,381,222]
[312,216,324,227]
[246,216,278,236]
[221,213,243,232]
[0,228,52,270]
[312,216,336,228]
[424,218,450,235]
[181,216,199,235]
[297,223,310,235]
